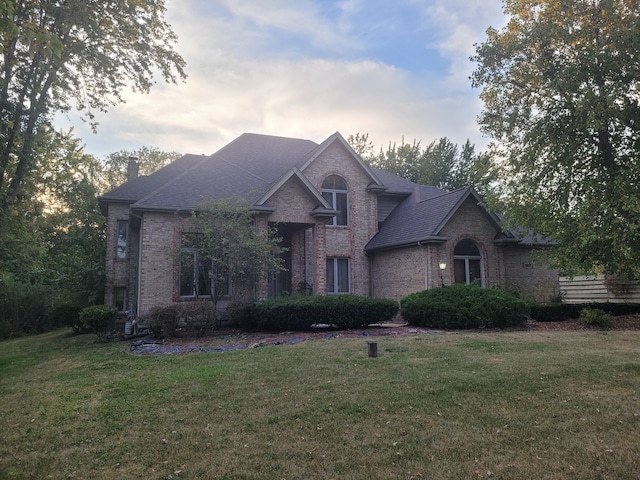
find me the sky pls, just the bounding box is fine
[55,0,509,159]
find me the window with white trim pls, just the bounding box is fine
[321,175,348,226]
[326,257,350,293]
[453,239,483,286]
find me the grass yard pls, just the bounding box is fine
[1,329,640,479]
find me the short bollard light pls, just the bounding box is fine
[367,341,378,358]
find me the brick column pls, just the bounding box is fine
[312,222,327,295]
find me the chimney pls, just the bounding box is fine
[126,156,139,182]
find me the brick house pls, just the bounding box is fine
[98,132,558,316]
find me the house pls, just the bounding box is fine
[98,132,558,316]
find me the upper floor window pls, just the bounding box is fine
[453,239,482,286]
[116,220,128,259]
[321,175,348,226]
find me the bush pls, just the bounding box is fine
[589,302,640,316]
[529,302,640,322]
[400,284,529,329]
[580,308,613,329]
[144,302,219,338]
[0,275,53,338]
[145,305,181,338]
[79,305,116,341]
[247,295,399,331]
[530,303,581,322]
[49,303,84,332]
[178,302,218,336]
[225,298,254,328]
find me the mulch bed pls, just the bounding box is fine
[129,315,640,355]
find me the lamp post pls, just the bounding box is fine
[439,261,447,288]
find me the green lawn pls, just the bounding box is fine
[1,329,640,479]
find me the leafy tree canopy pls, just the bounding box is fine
[0,0,186,235]
[349,133,494,194]
[185,200,287,305]
[471,0,640,276]
[0,127,105,304]
[101,146,181,193]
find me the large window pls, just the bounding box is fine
[321,175,348,226]
[179,234,212,297]
[179,233,231,298]
[453,239,482,286]
[116,220,128,259]
[326,258,350,294]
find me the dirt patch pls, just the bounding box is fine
[129,315,640,355]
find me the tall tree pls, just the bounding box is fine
[417,138,458,188]
[368,138,423,182]
[0,0,186,235]
[101,146,181,192]
[185,200,286,306]
[0,127,105,297]
[353,134,494,193]
[471,0,640,276]
[347,132,375,161]
[38,129,106,305]
[449,140,495,196]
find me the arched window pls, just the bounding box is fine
[321,175,348,226]
[454,239,482,286]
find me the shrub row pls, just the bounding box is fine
[142,302,219,338]
[400,284,529,329]
[530,302,640,322]
[247,295,399,331]
[0,276,88,339]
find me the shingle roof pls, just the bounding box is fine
[98,133,321,213]
[136,133,322,211]
[365,187,466,251]
[98,154,204,210]
[99,132,517,251]
[365,186,508,252]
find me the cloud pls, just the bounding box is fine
[56,0,506,159]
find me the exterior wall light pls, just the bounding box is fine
[439,261,447,288]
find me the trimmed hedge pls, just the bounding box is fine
[530,302,640,322]
[400,284,529,329]
[248,295,399,331]
[529,303,581,322]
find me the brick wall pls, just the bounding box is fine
[104,203,133,309]
[503,247,559,302]
[301,141,379,296]
[438,198,505,288]
[137,211,178,313]
[371,246,426,301]
[371,197,506,301]
[264,176,319,223]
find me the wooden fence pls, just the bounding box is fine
[559,275,640,304]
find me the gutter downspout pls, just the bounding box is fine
[130,211,143,317]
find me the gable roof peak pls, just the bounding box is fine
[301,131,384,189]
